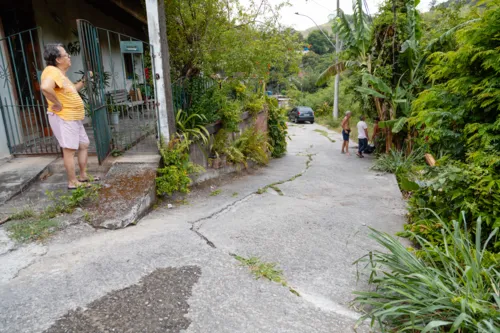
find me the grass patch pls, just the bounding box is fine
[313,129,336,143]
[209,189,222,197]
[5,185,100,243]
[10,207,36,220]
[232,192,239,197]
[233,255,299,296]
[256,188,267,194]
[43,185,100,219]
[6,218,60,243]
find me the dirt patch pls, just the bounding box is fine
[87,164,157,228]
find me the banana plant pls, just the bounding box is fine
[316,0,372,86]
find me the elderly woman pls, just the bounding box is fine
[40,44,97,189]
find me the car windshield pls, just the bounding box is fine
[299,107,313,112]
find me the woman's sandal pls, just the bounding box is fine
[68,183,92,190]
[78,176,101,183]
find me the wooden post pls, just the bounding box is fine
[145,0,176,143]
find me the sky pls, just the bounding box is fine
[251,0,443,31]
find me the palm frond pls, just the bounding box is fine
[316,62,345,86]
[425,19,481,53]
[355,86,387,99]
[362,73,392,96]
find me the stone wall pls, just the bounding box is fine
[189,109,268,168]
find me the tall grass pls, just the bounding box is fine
[353,215,500,332]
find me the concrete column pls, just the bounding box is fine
[145,0,176,142]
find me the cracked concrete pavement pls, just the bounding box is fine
[0,123,407,333]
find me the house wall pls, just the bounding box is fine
[32,0,146,88]
[0,0,149,157]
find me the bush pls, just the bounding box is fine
[156,139,201,196]
[266,97,288,158]
[406,161,500,251]
[354,217,500,333]
[233,127,270,165]
[372,148,425,175]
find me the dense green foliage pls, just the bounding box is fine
[406,162,500,251]
[406,1,500,251]
[156,139,200,196]
[306,30,334,55]
[164,0,300,82]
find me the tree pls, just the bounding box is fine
[411,0,500,166]
[164,0,301,81]
[306,30,333,55]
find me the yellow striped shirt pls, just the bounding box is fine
[41,66,85,121]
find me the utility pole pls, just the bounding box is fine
[333,0,340,119]
[145,0,176,142]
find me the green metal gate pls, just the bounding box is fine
[77,20,112,164]
[0,27,60,155]
[76,20,159,163]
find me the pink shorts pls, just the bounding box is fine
[48,113,89,150]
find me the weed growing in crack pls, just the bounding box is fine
[233,255,300,296]
[5,185,100,243]
[175,199,190,205]
[44,185,100,219]
[232,192,239,197]
[313,129,336,143]
[210,189,222,197]
[256,153,314,196]
[6,218,60,243]
[9,207,36,220]
[82,211,92,223]
[269,185,284,196]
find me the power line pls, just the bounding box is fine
[362,0,373,23]
[306,0,335,14]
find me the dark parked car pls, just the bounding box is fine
[288,106,315,124]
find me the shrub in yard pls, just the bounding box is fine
[266,97,288,158]
[244,96,265,117]
[353,216,499,333]
[233,127,271,166]
[156,139,201,196]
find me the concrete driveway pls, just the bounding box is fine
[0,123,406,333]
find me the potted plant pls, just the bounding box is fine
[107,102,119,125]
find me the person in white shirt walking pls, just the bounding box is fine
[356,115,369,158]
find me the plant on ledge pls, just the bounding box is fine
[266,97,288,158]
[156,138,202,196]
[233,127,271,166]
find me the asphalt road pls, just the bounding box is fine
[0,122,406,333]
